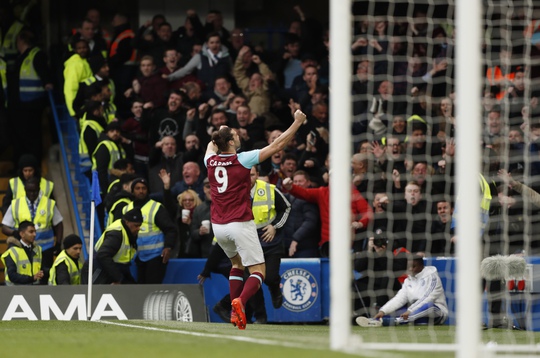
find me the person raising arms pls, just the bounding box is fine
[205,109,306,329]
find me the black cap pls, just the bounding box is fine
[106,121,121,132]
[123,208,143,223]
[18,154,38,170]
[131,177,148,191]
[63,234,82,249]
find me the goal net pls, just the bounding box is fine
[330,0,540,355]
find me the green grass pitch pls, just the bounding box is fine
[1,321,539,357]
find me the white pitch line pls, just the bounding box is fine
[97,320,314,350]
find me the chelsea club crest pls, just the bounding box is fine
[280,268,318,312]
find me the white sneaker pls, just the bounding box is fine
[356,316,382,327]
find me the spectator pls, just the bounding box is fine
[189,177,214,258]
[273,33,302,89]
[125,55,168,109]
[353,230,407,316]
[268,152,297,190]
[203,10,230,45]
[108,13,138,113]
[147,89,187,148]
[173,9,205,60]
[431,200,454,256]
[203,75,235,110]
[175,189,203,258]
[233,46,273,115]
[283,170,320,258]
[121,98,150,177]
[167,31,233,90]
[283,175,373,257]
[170,161,205,200]
[135,22,176,69]
[148,135,183,195]
[233,105,266,150]
[390,181,435,254]
[70,17,108,59]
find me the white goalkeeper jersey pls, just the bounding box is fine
[379,266,448,316]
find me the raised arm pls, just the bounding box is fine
[205,140,218,157]
[259,110,306,162]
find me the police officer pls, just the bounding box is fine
[48,234,83,285]
[1,221,44,285]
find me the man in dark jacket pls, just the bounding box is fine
[128,178,178,284]
[283,170,320,258]
[82,208,142,284]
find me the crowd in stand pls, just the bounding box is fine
[3,1,540,325]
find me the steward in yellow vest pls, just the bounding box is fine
[1,221,44,285]
[249,167,291,311]
[104,173,135,228]
[78,101,107,172]
[124,178,177,284]
[82,208,142,284]
[1,177,64,270]
[1,154,54,216]
[63,38,92,117]
[92,122,128,195]
[48,234,83,285]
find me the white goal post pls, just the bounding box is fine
[329,0,540,356]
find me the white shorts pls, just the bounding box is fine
[212,220,265,267]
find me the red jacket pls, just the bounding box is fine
[288,185,372,247]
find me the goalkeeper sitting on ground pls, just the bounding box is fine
[356,256,448,327]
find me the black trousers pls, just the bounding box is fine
[136,255,167,284]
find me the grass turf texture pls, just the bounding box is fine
[1,321,539,357]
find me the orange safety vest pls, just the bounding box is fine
[109,29,137,65]
[486,66,515,100]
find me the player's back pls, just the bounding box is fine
[206,153,254,224]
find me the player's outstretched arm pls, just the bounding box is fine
[259,110,306,162]
[206,140,218,157]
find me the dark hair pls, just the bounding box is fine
[158,22,172,30]
[412,255,425,267]
[119,173,137,187]
[18,221,35,233]
[282,153,298,164]
[211,127,234,152]
[206,31,221,41]
[113,158,132,170]
[25,176,40,187]
[373,237,387,248]
[17,28,35,47]
[152,14,166,22]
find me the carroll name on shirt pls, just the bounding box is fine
[208,160,233,166]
